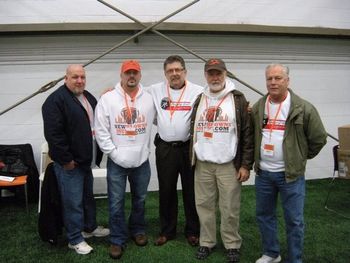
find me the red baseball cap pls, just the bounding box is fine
[121,60,141,73]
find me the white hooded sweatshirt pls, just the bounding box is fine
[94,83,155,168]
[193,79,238,164]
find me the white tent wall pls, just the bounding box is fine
[1,0,350,35]
[1,33,349,191]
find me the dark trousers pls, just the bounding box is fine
[155,135,199,238]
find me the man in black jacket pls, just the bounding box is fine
[42,64,109,255]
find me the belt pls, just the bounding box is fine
[159,137,190,148]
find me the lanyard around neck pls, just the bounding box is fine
[266,95,285,140]
[166,81,187,121]
[204,92,230,122]
[123,87,139,121]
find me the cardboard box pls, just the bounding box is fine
[338,149,350,179]
[338,124,350,150]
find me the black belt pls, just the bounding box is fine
[159,137,189,148]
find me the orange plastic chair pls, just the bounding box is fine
[0,175,28,213]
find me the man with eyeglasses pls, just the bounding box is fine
[147,55,203,247]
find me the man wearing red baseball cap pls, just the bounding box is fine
[121,60,141,73]
[94,59,156,260]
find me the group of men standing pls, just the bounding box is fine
[42,55,327,263]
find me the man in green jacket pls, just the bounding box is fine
[252,64,327,263]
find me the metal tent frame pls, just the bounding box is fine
[0,0,339,142]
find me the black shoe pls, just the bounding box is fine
[227,248,240,263]
[196,246,213,260]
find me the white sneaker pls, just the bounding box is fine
[82,226,110,238]
[68,241,93,255]
[256,254,282,263]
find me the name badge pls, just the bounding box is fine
[263,143,274,156]
[125,126,136,141]
[203,125,213,139]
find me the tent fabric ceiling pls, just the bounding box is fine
[0,0,350,35]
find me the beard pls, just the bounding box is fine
[127,78,138,88]
[71,86,84,95]
[208,82,224,93]
[169,77,184,89]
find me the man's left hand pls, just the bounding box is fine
[236,167,250,182]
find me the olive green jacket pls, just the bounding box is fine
[252,89,327,182]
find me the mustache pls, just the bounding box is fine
[170,76,180,81]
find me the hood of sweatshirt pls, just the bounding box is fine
[114,82,145,99]
[203,79,235,99]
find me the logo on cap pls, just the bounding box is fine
[208,59,221,65]
[204,58,227,72]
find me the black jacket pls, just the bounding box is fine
[42,85,102,167]
[38,162,63,245]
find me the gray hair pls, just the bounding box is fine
[265,64,289,76]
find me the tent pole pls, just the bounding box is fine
[0,0,200,116]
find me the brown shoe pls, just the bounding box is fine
[154,235,168,246]
[187,235,199,246]
[109,244,123,259]
[133,234,148,246]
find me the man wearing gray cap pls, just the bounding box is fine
[190,58,254,262]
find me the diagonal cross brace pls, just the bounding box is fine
[0,0,200,116]
[99,0,339,142]
[98,0,264,97]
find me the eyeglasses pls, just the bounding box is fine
[165,68,185,75]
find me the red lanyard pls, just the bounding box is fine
[204,92,230,122]
[166,81,187,121]
[266,95,284,140]
[123,87,139,121]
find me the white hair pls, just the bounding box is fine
[265,63,289,76]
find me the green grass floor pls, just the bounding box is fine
[0,178,349,263]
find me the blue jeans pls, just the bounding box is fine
[255,170,305,263]
[54,163,97,245]
[107,158,151,247]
